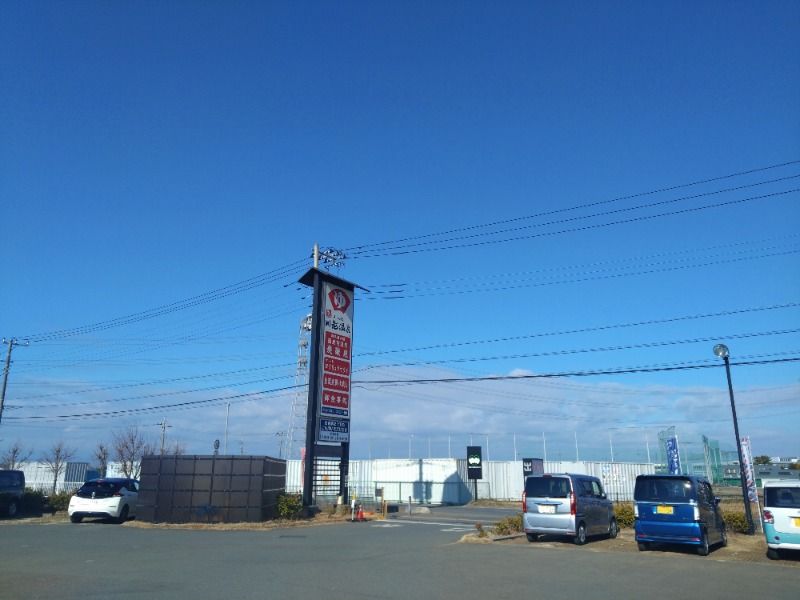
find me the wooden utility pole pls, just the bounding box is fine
[0,338,28,427]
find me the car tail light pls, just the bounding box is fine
[570,491,576,516]
[634,504,639,518]
[764,510,774,524]
[693,506,700,521]
[522,491,527,513]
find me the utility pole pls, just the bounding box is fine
[157,417,171,454]
[0,338,29,427]
[275,431,285,459]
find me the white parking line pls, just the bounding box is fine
[379,520,479,532]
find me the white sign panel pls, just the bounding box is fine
[319,417,350,443]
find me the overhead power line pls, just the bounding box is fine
[342,160,800,255]
[5,356,798,423]
[21,259,309,343]
[347,187,799,258]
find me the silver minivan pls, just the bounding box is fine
[522,473,617,545]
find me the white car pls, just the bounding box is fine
[763,479,800,560]
[68,478,139,524]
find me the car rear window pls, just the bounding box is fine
[525,476,570,498]
[765,487,800,508]
[634,477,695,502]
[77,481,123,498]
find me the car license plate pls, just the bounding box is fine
[539,505,555,514]
[656,505,673,515]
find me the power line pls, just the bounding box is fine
[347,187,799,258]
[21,259,308,342]
[341,160,800,254]
[5,356,797,423]
[354,302,799,358]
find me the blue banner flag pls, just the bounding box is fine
[666,436,682,475]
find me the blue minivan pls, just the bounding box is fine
[633,474,727,556]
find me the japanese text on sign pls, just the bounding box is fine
[324,331,351,361]
[319,418,350,443]
[324,356,350,376]
[317,282,354,443]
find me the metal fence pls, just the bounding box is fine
[137,455,286,523]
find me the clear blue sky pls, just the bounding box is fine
[1,1,798,466]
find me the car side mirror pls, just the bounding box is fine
[713,496,721,505]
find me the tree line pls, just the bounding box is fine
[0,426,185,494]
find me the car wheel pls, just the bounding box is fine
[7,499,18,518]
[766,548,781,560]
[608,518,618,539]
[116,505,129,524]
[697,530,710,556]
[637,542,649,551]
[720,524,728,547]
[525,533,538,542]
[573,522,587,545]
[70,514,83,523]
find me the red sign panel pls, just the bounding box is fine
[323,373,350,392]
[324,355,350,376]
[322,390,350,410]
[324,331,351,361]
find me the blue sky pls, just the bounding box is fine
[1,1,798,466]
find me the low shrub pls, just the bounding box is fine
[22,489,46,514]
[276,493,303,520]
[723,511,751,534]
[493,513,523,536]
[46,491,72,513]
[614,502,635,529]
[474,521,488,538]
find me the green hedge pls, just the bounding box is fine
[276,493,303,520]
[723,511,752,534]
[614,502,635,528]
[22,489,46,514]
[46,491,73,513]
[493,513,523,536]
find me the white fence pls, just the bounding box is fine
[286,458,657,504]
[19,462,130,495]
[18,458,656,502]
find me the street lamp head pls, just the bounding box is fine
[713,343,729,359]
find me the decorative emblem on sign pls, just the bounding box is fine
[328,288,351,313]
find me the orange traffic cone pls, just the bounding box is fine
[356,506,364,521]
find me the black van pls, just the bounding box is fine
[0,469,25,518]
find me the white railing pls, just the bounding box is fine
[25,480,84,495]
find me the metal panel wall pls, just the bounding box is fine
[137,455,286,523]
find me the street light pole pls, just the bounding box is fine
[713,344,755,535]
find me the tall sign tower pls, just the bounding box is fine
[298,249,364,508]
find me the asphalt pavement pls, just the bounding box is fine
[2,510,799,600]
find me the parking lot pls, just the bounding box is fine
[2,506,799,600]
